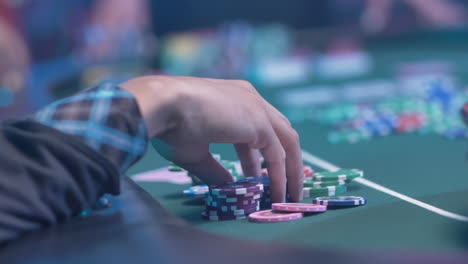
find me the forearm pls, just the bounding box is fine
[0,120,119,243]
[0,79,171,243]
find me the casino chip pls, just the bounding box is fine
[206,193,262,204]
[183,185,208,197]
[272,203,327,213]
[312,196,367,207]
[312,169,363,181]
[303,185,347,198]
[202,182,264,221]
[207,201,260,212]
[206,204,260,216]
[315,80,468,144]
[303,165,314,177]
[201,211,247,221]
[248,210,303,223]
[210,182,263,196]
[168,163,184,172]
[237,176,274,209]
[303,178,347,188]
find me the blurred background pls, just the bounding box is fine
[1,0,468,143]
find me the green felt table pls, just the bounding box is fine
[128,31,468,254]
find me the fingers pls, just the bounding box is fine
[234,144,261,177]
[270,120,304,202]
[152,139,233,185]
[178,153,234,186]
[233,82,302,202]
[255,126,287,203]
[261,101,304,202]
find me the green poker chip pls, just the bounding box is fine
[312,169,363,181]
[303,185,347,198]
[303,178,348,188]
[168,164,184,172]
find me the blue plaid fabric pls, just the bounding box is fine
[34,81,147,174]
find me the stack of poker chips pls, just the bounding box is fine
[248,196,367,224]
[203,182,264,221]
[312,196,367,207]
[251,165,313,208]
[286,80,468,143]
[237,176,272,209]
[249,203,327,223]
[303,169,363,198]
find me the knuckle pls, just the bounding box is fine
[269,148,286,163]
[282,115,292,127]
[237,79,253,88]
[256,129,269,145]
[237,80,257,92]
[290,129,300,145]
[279,149,286,160]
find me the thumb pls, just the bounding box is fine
[151,138,233,185]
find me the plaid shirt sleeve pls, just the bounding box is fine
[34,81,148,175]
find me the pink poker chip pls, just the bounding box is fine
[272,203,327,213]
[303,165,314,177]
[248,209,303,223]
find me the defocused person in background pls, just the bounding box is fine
[1,0,150,62]
[0,0,151,118]
[361,0,467,33]
[0,1,29,93]
[1,0,467,121]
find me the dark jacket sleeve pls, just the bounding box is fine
[0,120,120,243]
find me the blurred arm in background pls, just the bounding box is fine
[81,0,152,62]
[361,0,467,33]
[0,4,29,93]
[406,0,467,27]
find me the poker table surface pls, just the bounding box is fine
[2,30,468,263]
[128,31,468,256]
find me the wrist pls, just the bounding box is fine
[120,76,181,138]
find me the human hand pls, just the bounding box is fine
[120,76,304,202]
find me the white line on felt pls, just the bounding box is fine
[301,150,468,223]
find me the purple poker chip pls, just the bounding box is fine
[206,196,261,207]
[206,201,260,212]
[209,182,264,196]
[201,211,247,221]
[205,204,260,217]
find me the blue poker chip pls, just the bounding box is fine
[183,185,209,197]
[238,176,270,185]
[312,196,367,207]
